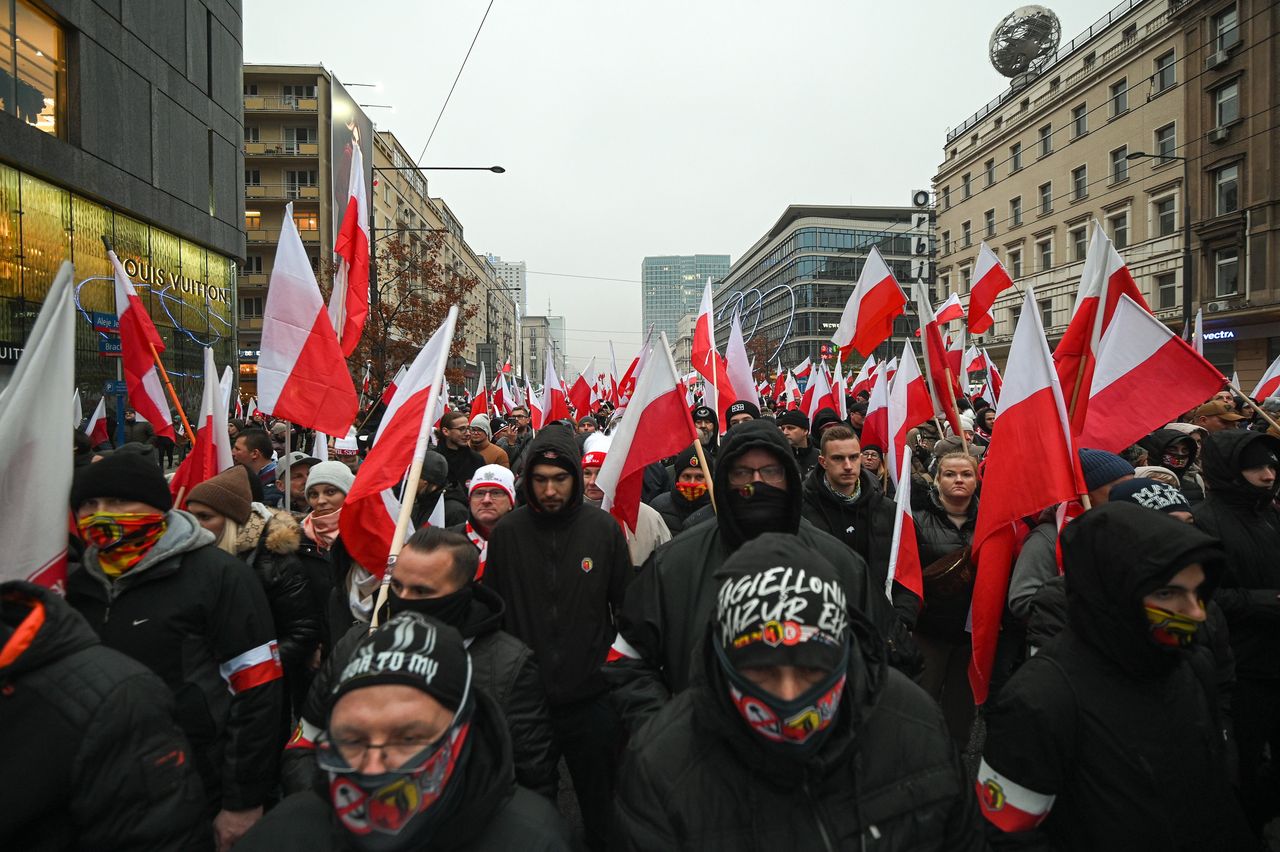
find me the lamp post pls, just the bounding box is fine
[374,165,506,173]
[1127,151,1192,333]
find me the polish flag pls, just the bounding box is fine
[541,349,570,424]
[805,364,839,420]
[986,351,1004,401]
[597,333,700,532]
[340,309,457,576]
[380,365,408,406]
[1077,295,1226,453]
[568,356,597,417]
[860,366,890,453]
[1193,309,1205,357]
[783,371,802,410]
[1054,224,1150,435]
[831,355,848,419]
[0,261,74,589]
[617,354,640,406]
[725,309,757,408]
[832,246,908,359]
[1250,355,1280,401]
[886,339,933,487]
[72,390,83,430]
[690,278,737,429]
[328,141,370,356]
[109,250,175,440]
[794,357,813,384]
[964,346,988,376]
[312,431,329,462]
[526,375,544,430]
[850,355,877,398]
[85,396,110,447]
[258,202,359,436]
[885,453,923,601]
[169,346,235,505]
[948,330,967,391]
[493,372,512,415]
[884,356,899,384]
[915,282,964,435]
[470,363,489,419]
[936,292,965,325]
[968,242,1015,335]
[970,287,1085,704]
[219,366,234,418]
[771,360,787,403]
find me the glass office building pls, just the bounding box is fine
[641,254,731,343]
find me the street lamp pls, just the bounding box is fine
[374,165,506,173]
[1127,151,1192,332]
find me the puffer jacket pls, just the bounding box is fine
[1193,429,1280,680]
[614,611,985,851]
[912,491,979,641]
[0,581,208,850]
[604,419,918,734]
[235,505,321,669]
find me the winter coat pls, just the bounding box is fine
[437,442,486,503]
[1007,520,1058,621]
[0,581,208,851]
[474,439,510,469]
[980,503,1254,850]
[66,510,284,812]
[649,477,711,535]
[587,496,671,567]
[122,419,155,445]
[235,505,321,669]
[484,425,632,706]
[1139,429,1203,502]
[792,441,820,476]
[614,612,985,851]
[240,688,570,852]
[641,460,674,506]
[912,491,979,641]
[498,429,533,474]
[280,583,557,800]
[1193,429,1280,680]
[297,530,360,649]
[604,419,918,734]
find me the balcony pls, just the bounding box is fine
[244,96,318,112]
[247,228,319,244]
[239,272,268,288]
[245,183,321,201]
[243,141,320,157]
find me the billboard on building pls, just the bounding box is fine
[329,78,374,239]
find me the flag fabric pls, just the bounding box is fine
[380,364,408,406]
[470,363,488,420]
[219,366,234,417]
[526,376,544,430]
[986,352,1004,402]
[73,390,83,430]
[568,356,597,417]
[860,366,889,455]
[169,347,235,505]
[1193,309,1204,357]
[85,397,110,446]
[109,250,175,440]
[832,246,908,359]
[0,261,75,589]
[258,202,359,436]
[494,372,512,415]
[886,339,934,488]
[1250,355,1280,401]
[805,364,838,420]
[690,277,736,429]
[1076,295,1226,453]
[541,349,570,424]
[794,357,813,384]
[968,242,1015,334]
[1231,371,1240,394]
[850,355,877,398]
[725,309,757,408]
[915,282,963,435]
[312,431,329,462]
[970,287,1085,705]
[831,355,848,419]
[771,360,787,403]
[597,334,700,532]
[947,329,967,392]
[340,311,456,577]
[607,341,621,406]
[329,140,370,356]
[885,453,923,601]
[964,346,988,376]
[936,292,965,325]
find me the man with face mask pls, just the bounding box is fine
[605,418,916,735]
[240,613,570,851]
[281,527,557,801]
[978,503,1255,849]
[648,443,712,535]
[614,534,984,849]
[581,434,671,567]
[1139,428,1203,502]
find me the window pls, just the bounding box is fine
[1212,6,1239,51]
[284,126,315,152]
[1109,211,1129,249]
[941,186,951,209]
[1040,182,1053,214]
[939,275,950,297]
[1156,272,1178,309]
[1008,247,1023,278]
[1155,124,1176,162]
[1215,164,1239,215]
[1122,23,1137,42]
[1040,299,1054,327]
[1155,197,1177,236]
[1010,196,1023,227]
[1072,104,1088,137]
[1010,304,1022,328]
[1215,247,1240,296]
[293,210,319,231]
[1110,79,1128,116]
[240,296,264,318]
[1037,237,1053,271]
[1072,165,1088,200]
[985,209,996,238]
[244,169,261,186]
[282,83,317,102]
[961,266,972,293]
[1038,124,1053,156]
[1154,51,1176,92]
[244,125,260,143]
[244,210,262,229]
[0,0,64,135]
[242,255,263,274]
[985,159,996,187]
[1010,142,1023,172]
[1214,80,1239,126]
[962,220,972,247]
[1083,51,1096,71]
[962,173,972,199]
[1111,146,1129,183]
[942,230,951,254]
[1020,98,1030,112]
[244,83,258,96]
[1071,226,1088,261]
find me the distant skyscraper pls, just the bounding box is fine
[487,254,527,314]
[641,254,731,342]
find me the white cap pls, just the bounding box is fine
[469,464,516,503]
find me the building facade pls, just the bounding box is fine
[1,0,243,419]
[641,254,731,344]
[487,254,526,314]
[520,314,556,382]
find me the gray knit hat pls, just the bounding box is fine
[305,460,355,495]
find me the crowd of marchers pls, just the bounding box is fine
[4,385,1280,851]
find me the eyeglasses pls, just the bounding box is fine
[316,732,442,771]
[727,464,787,486]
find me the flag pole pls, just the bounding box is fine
[370,305,459,631]
[1229,383,1280,433]
[284,422,292,514]
[148,343,195,443]
[942,363,970,453]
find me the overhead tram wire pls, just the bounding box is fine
[415,0,496,163]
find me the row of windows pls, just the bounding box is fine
[244,210,319,231]
[728,226,919,294]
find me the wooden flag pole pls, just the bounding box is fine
[942,363,970,453]
[148,343,195,443]
[1230,383,1280,433]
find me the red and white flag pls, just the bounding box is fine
[597,333,700,532]
[525,375,544,430]
[568,356,596,417]
[1251,355,1280,401]
[860,366,890,455]
[936,292,965,325]
[541,349,570,424]
[886,339,934,487]
[0,261,75,589]
[1077,295,1226,453]
[329,141,370,356]
[832,246,907,359]
[947,329,967,391]
[831,355,848,419]
[782,371,802,410]
[169,346,235,505]
[964,346,987,376]
[258,202,359,436]
[380,364,408,406]
[986,351,1004,402]
[970,287,1085,705]
[968,242,1015,335]
[470,363,489,420]
[885,453,923,601]
[109,250,175,440]
[340,309,457,576]
[493,372,513,415]
[1193,309,1205,357]
[794,357,813,383]
[805,364,839,420]
[725,309,757,408]
[915,282,964,435]
[690,278,737,430]
[850,355,877,398]
[85,396,110,447]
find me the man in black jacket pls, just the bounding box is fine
[776,408,820,475]
[436,410,485,504]
[1,580,208,850]
[484,424,631,850]
[281,526,556,800]
[979,503,1255,849]
[239,613,571,852]
[66,452,284,850]
[605,418,915,735]
[614,535,985,850]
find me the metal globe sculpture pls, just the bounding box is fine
[989,6,1061,79]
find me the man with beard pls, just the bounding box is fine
[691,404,719,467]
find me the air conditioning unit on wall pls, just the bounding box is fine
[1208,127,1231,143]
[1206,300,1231,313]
[1205,50,1230,70]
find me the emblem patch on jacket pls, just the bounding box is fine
[581,557,593,573]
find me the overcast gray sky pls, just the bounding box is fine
[245,0,1122,375]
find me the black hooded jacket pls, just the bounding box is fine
[1139,428,1203,502]
[484,425,632,706]
[604,419,917,733]
[1193,429,1280,680]
[980,503,1254,850]
[615,606,985,850]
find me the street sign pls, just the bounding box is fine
[104,380,127,394]
[91,311,119,333]
[99,337,122,356]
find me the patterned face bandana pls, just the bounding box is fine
[77,511,167,578]
[675,482,708,502]
[1144,604,1203,648]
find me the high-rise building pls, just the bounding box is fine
[642,254,731,343]
[487,255,527,314]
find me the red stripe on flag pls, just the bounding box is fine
[272,309,360,436]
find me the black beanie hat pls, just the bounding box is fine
[811,407,843,436]
[332,613,470,712]
[713,532,849,672]
[692,405,717,428]
[673,442,708,477]
[775,409,810,431]
[727,400,760,420]
[71,452,172,512]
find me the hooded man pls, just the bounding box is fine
[1192,429,1280,830]
[240,613,569,852]
[978,503,1255,849]
[580,434,671,567]
[1139,428,1203,502]
[775,409,820,475]
[484,424,632,851]
[605,418,916,735]
[648,443,712,535]
[614,535,985,850]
